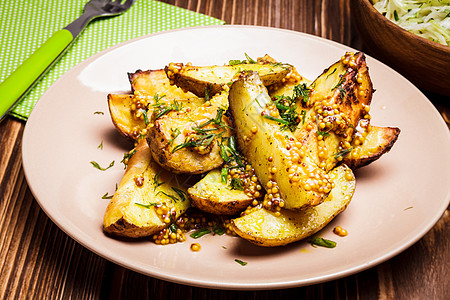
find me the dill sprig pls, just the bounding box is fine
[171,108,229,153]
[152,171,166,191]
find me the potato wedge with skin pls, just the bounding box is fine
[231,164,355,247]
[108,93,204,140]
[129,69,197,99]
[188,169,260,215]
[165,62,292,98]
[108,94,146,140]
[147,91,233,174]
[344,125,400,169]
[269,65,399,170]
[103,139,191,238]
[294,52,374,172]
[229,72,332,210]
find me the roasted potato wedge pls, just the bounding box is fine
[108,93,146,140]
[344,125,400,169]
[231,164,355,247]
[147,91,233,174]
[293,52,374,172]
[165,62,292,98]
[108,93,205,140]
[103,139,191,238]
[188,169,261,215]
[269,58,399,171]
[229,72,332,210]
[129,69,197,99]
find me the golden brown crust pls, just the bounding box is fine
[104,217,164,238]
[344,126,401,169]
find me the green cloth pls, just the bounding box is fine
[0,0,224,120]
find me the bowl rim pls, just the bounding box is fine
[359,0,450,52]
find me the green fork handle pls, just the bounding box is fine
[0,29,74,121]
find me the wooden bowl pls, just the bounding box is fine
[351,0,450,96]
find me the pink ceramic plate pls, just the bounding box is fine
[22,26,450,290]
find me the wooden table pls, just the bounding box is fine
[1,1,448,298]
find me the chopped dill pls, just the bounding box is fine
[230,177,244,191]
[235,259,248,266]
[101,192,113,199]
[135,202,156,209]
[153,171,166,191]
[121,149,137,167]
[293,83,311,103]
[168,128,181,145]
[190,228,211,239]
[333,147,353,159]
[171,187,188,202]
[142,109,149,125]
[310,237,336,248]
[171,108,229,153]
[90,160,114,171]
[156,191,180,203]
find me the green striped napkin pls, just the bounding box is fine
[0,0,224,120]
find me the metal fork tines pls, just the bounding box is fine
[65,0,136,37]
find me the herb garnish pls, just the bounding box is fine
[310,237,336,248]
[153,171,166,191]
[234,259,248,266]
[262,114,290,125]
[332,72,347,91]
[267,83,311,132]
[171,187,188,202]
[244,53,257,64]
[326,68,337,79]
[153,100,182,119]
[135,202,156,209]
[142,109,149,125]
[212,224,226,236]
[230,177,244,191]
[169,223,177,233]
[229,53,257,65]
[317,130,330,138]
[229,59,244,65]
[190,228,211,239]
[172,108,229,153]
[219,136,247,187]
[153,93,165,102]
[333,147,353,159]
[171,133,216,153]
[94,111,104,115]
[155,187,187,203]
[168,128,181,145]
[101,192,113,199]
[221,167,228,183]
[156,190,178,203]
[121,149,137,167]
[300,110,307,125]
[97,141,103,150]
[91,160,114,171]
[332,71,348,99]
[316,118,330,138]
[293,83,311,103]
[204,84,213,102]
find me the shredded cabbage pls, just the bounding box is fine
[372,0,450,46]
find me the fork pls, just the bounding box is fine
[0,0,136,122]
